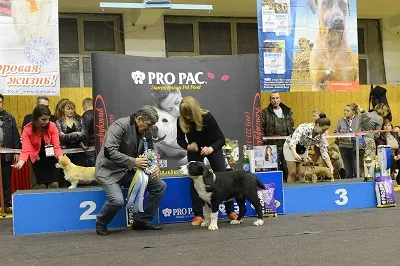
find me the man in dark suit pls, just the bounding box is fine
[95,105,166,235]
[0,94,21,213]
[21,96,57,130]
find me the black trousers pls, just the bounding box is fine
[187,149,235,217]
[2,157,12,208]
[276,146,288,182]
[85,150,96,167]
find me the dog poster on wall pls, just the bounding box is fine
[0,0,60,95]
[258,0,359,92]
[92,54,262,175]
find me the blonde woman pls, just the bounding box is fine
[357,103,388,162]
[177,96,238,226]
[334,104,362,178]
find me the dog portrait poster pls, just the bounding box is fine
[92,54,262,175]
[0,0,60,95]
[258,0,359,92]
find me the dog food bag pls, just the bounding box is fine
[374,175,396,208]
[257,183,277,217]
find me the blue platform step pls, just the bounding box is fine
[283,178,377,215]
[12,173,377,235]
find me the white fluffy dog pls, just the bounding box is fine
[152,107,187,165]
[55,155,95,189]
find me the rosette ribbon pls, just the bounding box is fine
[126,150,158,211]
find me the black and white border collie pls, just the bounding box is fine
[179,161,265,231]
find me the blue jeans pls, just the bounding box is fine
[96,171,166,226]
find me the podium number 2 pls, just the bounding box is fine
[335,189,348,206]
[80,201,97,220]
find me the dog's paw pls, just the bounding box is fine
[230,220,242,225]
[253,219,264,226]
[68,186,75,189]
[208,224,218,231]
[201,221,210,227]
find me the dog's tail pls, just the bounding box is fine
[255,177,265,189]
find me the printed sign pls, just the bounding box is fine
[258,0,359,92]
[92,54,262,175]
[0,0,60,95]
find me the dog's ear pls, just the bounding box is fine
[202,166,209,178]
[307,0,317,14]
[203,171,215,192]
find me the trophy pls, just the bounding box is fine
[223,138,239,171]
[222,144,233,170]
[363,156,373,182]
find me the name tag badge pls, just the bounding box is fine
[45,144,55,157]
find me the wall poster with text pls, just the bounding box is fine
[258,0,359,92]
[92,54,263,175]
[0,0,60,95]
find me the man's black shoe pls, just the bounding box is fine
[96,222,110,235]
[131,221,163,230]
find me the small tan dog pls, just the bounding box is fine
[303,157,334,183]
[55,155,95,189]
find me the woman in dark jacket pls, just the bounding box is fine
[177,96,238,226]
[55,100,87,186]
[375,121,400,179]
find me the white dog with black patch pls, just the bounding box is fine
[179,161,265,231]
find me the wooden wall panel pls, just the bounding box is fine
[5,85,399,135]
[6,88,92,133]
[261,85,400,129]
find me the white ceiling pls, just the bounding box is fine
[59,0,400,19]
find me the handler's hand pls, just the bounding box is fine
[187,142,198,152]
[152,167,160,179]
[13,160,25,170]
[292,152,302,162]
[200,146,214,156]
[135,157,148,169]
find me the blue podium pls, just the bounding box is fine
[12,172,379,235]
[284,179,377,214]
[13,188,127,235]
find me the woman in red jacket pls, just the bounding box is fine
[13,105,63,188]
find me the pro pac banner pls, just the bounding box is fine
[258,0,359,92]
[92,54,263,175]
[0,0,60,95]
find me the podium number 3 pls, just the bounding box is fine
[80,201,97,220]
[335,189,348,206]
